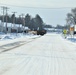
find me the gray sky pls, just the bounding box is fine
[0,0,76,26]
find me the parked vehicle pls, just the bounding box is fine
[37,29,47,35]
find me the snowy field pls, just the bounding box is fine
[0,33,76,75]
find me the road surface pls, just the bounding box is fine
[0,33,76,75]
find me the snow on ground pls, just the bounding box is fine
[0,31,76,46]
[0,33,76,75]
[67,35,76,43]
[61,33,76,43]
[0,32,40,46]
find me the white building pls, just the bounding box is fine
[0,20,30,33]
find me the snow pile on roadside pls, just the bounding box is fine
[0,32,40,46]
[66,35,76,43]
[61,33,76,43]
[0,34,15,40]
[0,33,40,40]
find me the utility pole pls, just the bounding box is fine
[19,15,21,32]
[5,7,9,34]
[12,12,17,34]
[21,13,25,33]
[12,12,18,35]
[1,6,9,33]
[1,6,6,32]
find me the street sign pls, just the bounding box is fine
[70,27,74,31]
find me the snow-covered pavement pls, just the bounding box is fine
[0,33,76,75]
[0,33,41,53]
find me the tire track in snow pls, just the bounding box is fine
[0,36,41,54]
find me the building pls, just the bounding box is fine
[0,20,30,33]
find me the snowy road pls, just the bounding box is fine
[0,33,76,75]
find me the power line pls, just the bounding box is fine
[0,3,75,9]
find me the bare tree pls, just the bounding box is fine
[66,8,76,25]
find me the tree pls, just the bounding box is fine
[44,24,52,28]
[66,8,76,25]
[11,14,15,24]
[25,14,31,27]
[56,24,64,29]
[29,18,35,30]
[35,14,43,30]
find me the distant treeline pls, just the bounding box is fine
[0,13,53,30]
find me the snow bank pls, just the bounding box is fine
[0,33,40,46]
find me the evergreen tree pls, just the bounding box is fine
[35,14,43,30]
[11,14,15,24]
[25,14,31,27]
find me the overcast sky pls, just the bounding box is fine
[0,0,76,26]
